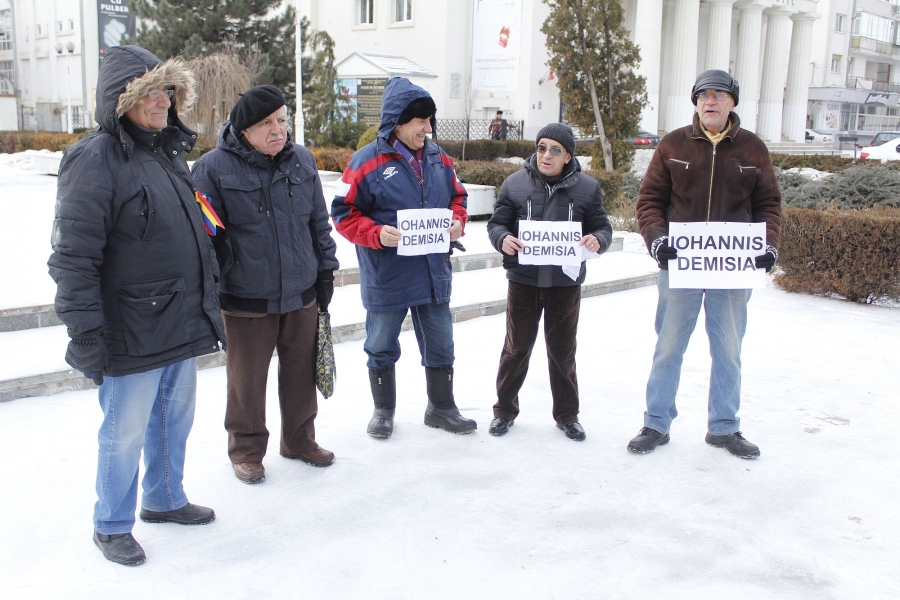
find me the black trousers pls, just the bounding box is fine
[494,281,582,425]
[223,301,319,464]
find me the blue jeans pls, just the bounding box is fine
[644,270,752,436]
[93,358,197,534]
[364,301,455,371]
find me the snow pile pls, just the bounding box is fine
[496,156,525,166]
[631,148,655,178]
[0,149,59,170]
[783,167,833,181]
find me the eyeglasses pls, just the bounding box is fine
[535,144,564,157]
[697,91,730,102]
[147,89,174,101]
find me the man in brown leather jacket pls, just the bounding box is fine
[627,69,782,459]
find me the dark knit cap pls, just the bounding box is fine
[230,85,286,132]
[691,69,740,106]
[536,123,576,157]
[398,96,437,125]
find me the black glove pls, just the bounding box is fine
[755,245,778,273]
[65,328,108,386]
[650,236,678,269]
[315,270,335,312]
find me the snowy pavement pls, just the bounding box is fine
[1,283,898,598]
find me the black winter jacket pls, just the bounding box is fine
[488,156,613,287]
[191,122,339,314]
[48,46,225,376]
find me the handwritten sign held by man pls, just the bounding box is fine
[396,208,453,256]
[667,222,767,289]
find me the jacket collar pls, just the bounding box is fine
[524,153,581,188]
[690,111,742,142]
[219,120,295,169]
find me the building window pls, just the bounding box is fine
[393,0,412,22]
[68,19,75,30]
[0,60,14,95]
[57,20,64,32]
[0,10,12,51]
[357,0,374,25]
[835,14,845,33]
[36,23,43,36]
[831,54,842,73]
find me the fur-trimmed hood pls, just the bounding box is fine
[95,45,196,136]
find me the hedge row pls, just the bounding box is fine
[437,139,594,161]
[310,147,354,173]
[0,131,86,153]
[775,207,900,303]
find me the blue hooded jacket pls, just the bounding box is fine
[331,77,468,311]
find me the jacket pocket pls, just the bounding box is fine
[220,176,267,225]
[137,184,156,242]
[724,160,759,206]
[116,276,191,357]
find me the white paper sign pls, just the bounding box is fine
[667,222,767,289]
[517,220,582,267]
[396,208,453,256]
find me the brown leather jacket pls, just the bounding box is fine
[636,112,782,254]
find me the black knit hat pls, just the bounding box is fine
[691,69,740,106]
[398,96,437,125]
[536,123,576,157]
[230,85,286,131]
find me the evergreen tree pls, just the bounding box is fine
[542,0,647,171]
[131,0,299,115]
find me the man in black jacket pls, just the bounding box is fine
[48,46,225,567]
[192,86,340,484]
[487,123,613,441]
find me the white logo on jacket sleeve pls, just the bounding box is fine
[383,166,398,179]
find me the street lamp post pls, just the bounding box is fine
[55,42,75,134]
[295,0,305,145]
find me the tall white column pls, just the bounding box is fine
[733,2,764,132]
[782,13,818,142]
[757,9,793,142]
[705,0,736,71]
[634,0,664,133]
[664,0,700,132]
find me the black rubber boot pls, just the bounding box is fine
[367,367,396,438]
[423,366,477,434]
[93,530,146,566]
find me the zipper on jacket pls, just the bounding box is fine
[669,158,690,169]
[527,199,532,220]
[706,145,717,221]
[738,165,757,173]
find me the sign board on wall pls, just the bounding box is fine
[357,78,387,127]
[666,222,767,289]
[98,0,135,62]
[817,102,841,131]
[471,0,522,92]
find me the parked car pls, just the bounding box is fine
[868,131,900,147]
[625,130,661,148]
[859,136,900,161]
[805,129,832,144]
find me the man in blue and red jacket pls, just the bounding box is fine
[331,77,476,438]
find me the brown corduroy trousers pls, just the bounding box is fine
[223,301,319,464]
[494,281,582,425]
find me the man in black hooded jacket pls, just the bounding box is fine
[48,46,225,567]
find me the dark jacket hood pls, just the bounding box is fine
[95,45,197,145]
[378,77,434,140]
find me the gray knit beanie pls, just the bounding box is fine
[535,123,576,156]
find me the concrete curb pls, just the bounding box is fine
[0,236,625,334]
[0,269,655,403]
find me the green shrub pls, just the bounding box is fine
[356,125,379,150]
[778,164,900,209]
[775,207,900,302]
[455,160,521,188]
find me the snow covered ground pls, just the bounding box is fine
[1,151,899,598]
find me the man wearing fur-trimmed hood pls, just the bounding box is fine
[48,45,225,567]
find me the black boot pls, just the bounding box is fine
[367,367,396,438]
[423,366,477,434]
[93,530,146,566]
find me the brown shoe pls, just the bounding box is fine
[282,446,335,468]
[233,461,265,484]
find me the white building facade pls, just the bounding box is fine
[808,0,900,141]
[302,0,823,142]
